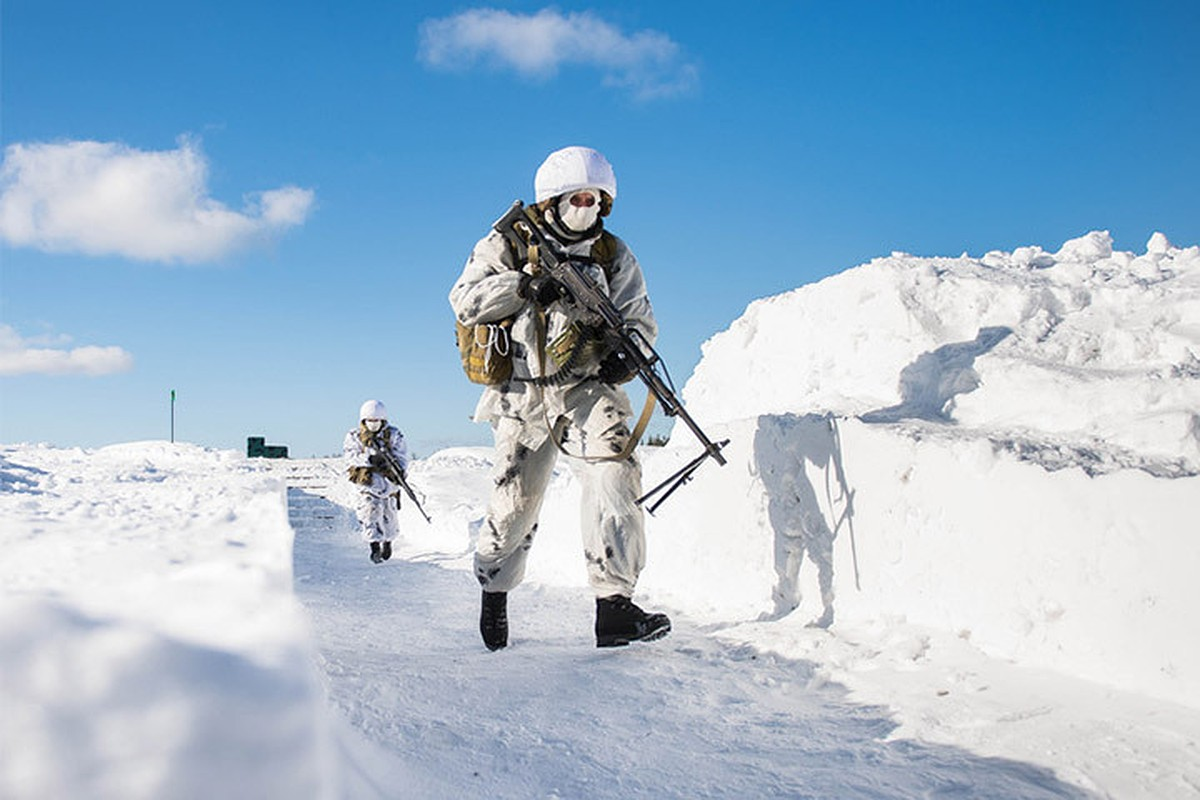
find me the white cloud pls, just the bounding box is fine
[0,324,134,377]
[418,8,698,100]
[0,138,315,263]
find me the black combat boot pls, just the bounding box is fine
[595,595,671,648]
[480,590,508,651]
[380,540,392,561]
[370,541,383,563]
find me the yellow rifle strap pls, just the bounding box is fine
[624,390,658,458]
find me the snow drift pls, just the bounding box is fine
[687,230,1199,470]
[623,230,1200,708]
[0,443,334,799]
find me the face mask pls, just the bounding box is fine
[364,419,384,432]
[558,190,601,232]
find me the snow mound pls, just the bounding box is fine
[684,231,1200,471]
[0,442,333,798]
[641,414,1200,708]
[638,230,1200,709]
[420,446,495,471]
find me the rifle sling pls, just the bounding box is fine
[548,388,656,464]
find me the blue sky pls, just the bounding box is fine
[2,1,1198,457]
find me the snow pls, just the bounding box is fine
[0,443,333,798]
[3,230,1199,798]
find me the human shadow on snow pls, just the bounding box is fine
[861,326,1013,424]
[289,478,1097,800]
[754,413,858,627]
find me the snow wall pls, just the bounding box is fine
[0,444,336,799]
[628,231,1200,709]
[635,415,1200,709]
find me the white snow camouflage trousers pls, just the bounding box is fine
[354,478,400,543]
[476,381,646,598]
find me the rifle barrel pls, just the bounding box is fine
[371,435,433,524]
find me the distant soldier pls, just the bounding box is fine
[449,146,670,650]
[343,399,410,564]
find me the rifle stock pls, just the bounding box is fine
[492,200,727,512]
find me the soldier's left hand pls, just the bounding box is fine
[597,350,637,384]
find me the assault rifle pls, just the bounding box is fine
[493,200,728,513]
[370,434,432,524]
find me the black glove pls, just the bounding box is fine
[368,454,386,469]
[597,349,637,384]
[518,274,567,306]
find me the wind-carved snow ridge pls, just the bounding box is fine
[860,326,1013,424]
[986,430,1197,478]
[865,418,1197,479]
[0,453,47,493]
[851,320,1197,477]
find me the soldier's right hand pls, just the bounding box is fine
[368,454,386,469]
[518,274,567,306]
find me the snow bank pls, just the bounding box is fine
[633,231,1200,709]
[686,231,1200,469]
[636,415,1200,706]
[0,442,335,799]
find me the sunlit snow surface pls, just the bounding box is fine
[3,231,1198,798]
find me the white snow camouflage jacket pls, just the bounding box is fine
[449,220,657,429]
[343,424,410,492]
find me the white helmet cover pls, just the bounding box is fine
[534,146,617,203]
[359,399,387,420]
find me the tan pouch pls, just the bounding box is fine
[347,466,374,485]
[456,319,514,385]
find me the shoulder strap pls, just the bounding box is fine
[499,229,527,270]
[498,206,546,271]
[589,230,619,281]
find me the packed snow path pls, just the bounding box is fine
[285,464,1089,799]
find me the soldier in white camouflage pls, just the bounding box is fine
[343,399,411,564]
[449,146,671,650]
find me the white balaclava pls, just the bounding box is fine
[557,188,601,232]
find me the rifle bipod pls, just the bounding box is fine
[636,439,729,515]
